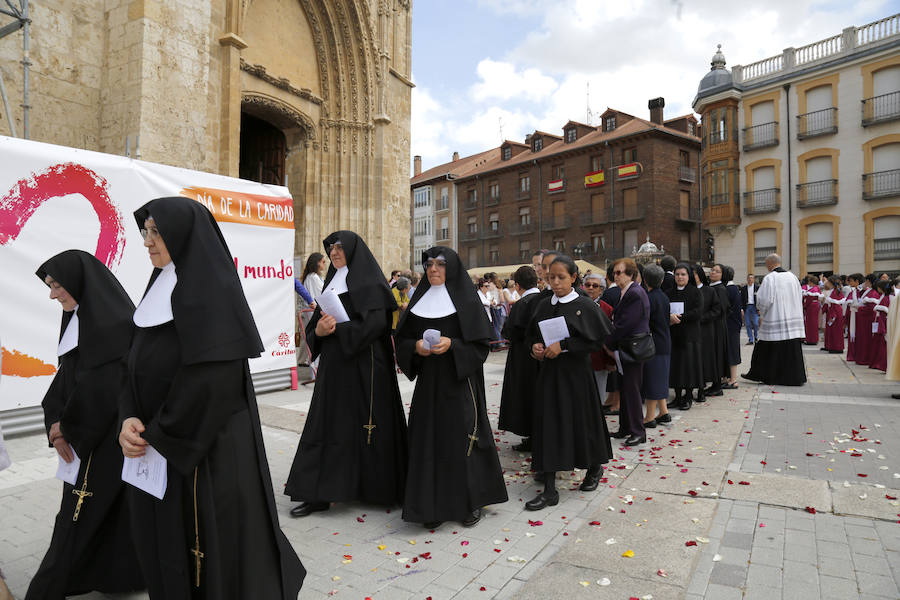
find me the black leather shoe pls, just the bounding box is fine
[611,429,629,439]
[741,373,760,382]
[706,390,723,397]
[722,383,737,390]
[580,466,604,491]
[289,501,330,518]
[656,413,672,424]
[525,491,559,511]
[677,399,692,411]
[694,394,707,403]
[512,438,532,452]
[643,419,657,428]
[602,406,620,416]
[666,398,681,408]
[461,508,482,527]
[745,341,754,345]
[424,521,443,530]
[892,393,900,400]
[624,435,646,447]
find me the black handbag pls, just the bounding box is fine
[618,331,655,363]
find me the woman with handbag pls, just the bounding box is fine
[603,258,651,447]
[640,264,671,428]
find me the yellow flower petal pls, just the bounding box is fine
[622,550,635,558]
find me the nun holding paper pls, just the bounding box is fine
[395,247,507,530]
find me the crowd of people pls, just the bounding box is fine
[14,202,900,599]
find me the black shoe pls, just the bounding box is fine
[829,350,842,354]
[424,521,443,530]
[525,491,559,510]
[677,399,692,411]
[643,419,657,428]
[666,398,681,409]
[705,389,723,397]
[611,429,629,439]
[819,347,829,351]
[624,434,646,447]
[722,383,737,390]
[741,373,760,382]
[892,393,900,400]
[603,407,620,416]
[694,394,707,403]
[579,466,604,491]
[461,508,482,527]
[289,501,330,518]
[512,438,532,452]
[745,341,754,345]
[656,413,672,424]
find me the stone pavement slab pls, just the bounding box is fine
[720,470,832,511]
[831,482,900,521]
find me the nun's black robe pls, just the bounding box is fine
[710,282,731,379]
[26,349,144,599]
[699,285,725,385]
[667,285,704,389]
[528,295,613,473]
[498,291,542,437]
[284,292,407,505]
[396,312,507,523]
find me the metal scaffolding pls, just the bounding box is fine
[0,0,29,138]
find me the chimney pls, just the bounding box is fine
[413,155,422,176]
[452,151,459,162]
[648,97,665,125]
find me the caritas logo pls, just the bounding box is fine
[272,332,295,357]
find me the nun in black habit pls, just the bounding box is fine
[667,263,704,410]
[27,250,144,600]
[694,264,724,401]
[117,197,305,600]
[285,231,408,517]
[395,247,508,528]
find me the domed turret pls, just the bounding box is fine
[697,44,734,95]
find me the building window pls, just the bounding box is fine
[806,222,834,266]
[688,122,695,135]
[753,228,777,266]
[519,174,530,195]
[679,150,690,167]
[590,155,602,172]
[874,215,900,261]
[489,212,499,231]
[437,216,449,241]
[553,238,566,251]
[605,115,616,131]
[565,128,577,143]
[680,232,690,260]
[591,233,604,253]
[519,240,531,261]
[438,187,449,211]
[533,137,543,152]
[519,206,531,225]
[622,148,637,164]
[467,246,477,267]
[502,146,512,160]
[466,188,477,207]
[413,187,432,208]
[489,244,500,264]
[488,181,499,200]
[623,229,638,254]
[622,188,638,220]
[467,215,477,234]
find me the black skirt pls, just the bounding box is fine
[744,339,807,386]
[669,340,703,388]
[726,327,741,366]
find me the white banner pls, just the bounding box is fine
[0,135,297,412]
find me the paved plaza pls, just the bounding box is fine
[1,339,899,599]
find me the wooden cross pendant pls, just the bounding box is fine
[363,423,376,445]
[71,484,92,522]
[467,432,478,456]
[191,542,205,587]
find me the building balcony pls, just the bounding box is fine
[676,205,702,224]
[580,210,608,226]
[797,108,837,139]
[459,229,479,242]
[485,195,500,206]
[862,169,900,201]
[807,241,834,264]
[702,193,741,227]
[508,222,536,235]
[796,179,838,208]
[874,237,900,260]
[754,245,777,266]
[678,166,697,182]
[463,198,478,210]
[742,121,779,151]
[436,200,449,212]
[862,91,900,127]
[481,225,502,239]
[610,204,644,222]
[547,178,566,194]
[517,191,532,201]
[541,215,571,231]
[743,188,780,215]
[436,228,449,241]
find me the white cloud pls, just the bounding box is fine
[410,85,451,171]
[470,59,559,102]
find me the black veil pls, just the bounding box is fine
[321,230,395,312]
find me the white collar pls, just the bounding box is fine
[710,281,722,286]
[551,289,579,304]
[521,287,540,297]
[726,281,736,286]
[696,283,704,288]
[57,306,79,356]
[133,262,176,327]
[666,271,674,275]
[410,284,455,318]
[677,285,686,291]
[325,266,349,295]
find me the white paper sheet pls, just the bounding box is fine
[55,445,80,486]
[422,328,441,350]
[316,289,350,323]
[873,321,879,334]
[670,301,685,315]
[122,445,168,500]
[538,316,570,347]
[613,350,624,375]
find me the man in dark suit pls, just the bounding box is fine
[741,273,759,344]
[660,255,676,294]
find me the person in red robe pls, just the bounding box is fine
[869,280,892,372]
[821,276,846,354]
[801,276,821,345]
[845,274,862,362]
[855,275,878,366]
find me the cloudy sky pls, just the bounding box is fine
[410,0,897,174]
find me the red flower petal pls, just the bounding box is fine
[886,495,898,500]
[462,552,468,558]
[589,521,602,526]
[480,586,486,591]
[356,517,365,522]
[738,481,751,485]
[688,490,698,496]
[804,506,817,514]
[858,474,868,478]
[727,480,734,485]
[685,540,698,546]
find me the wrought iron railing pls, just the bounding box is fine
[807,242,834,264]
[862,169,900,200]
[743,188,780,215]
[436,228,449,241]
[580,210,608,225]
[485,195,500,206]
[508,222,535,235]
[677,206,701,221]
[481,225,502,239]
[678,166,697,182]
[541,216,571,231]
[742,121,779,150]
[754,246,776,266]
[862,91,900,126]
[459,229,479,241]
[796,179,838,207]
[463,197,478,210]
[611,204,642,222]
[874,237,900,260]
[797,107,838,139]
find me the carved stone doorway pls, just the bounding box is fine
[239,112,286,185]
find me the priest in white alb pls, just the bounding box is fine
[742,254,807,385]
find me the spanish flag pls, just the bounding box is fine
[584,171,605,188]
[617,163,640,178]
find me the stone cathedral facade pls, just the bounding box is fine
[0,0,413,269]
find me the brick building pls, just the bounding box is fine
[451,99,702,270]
